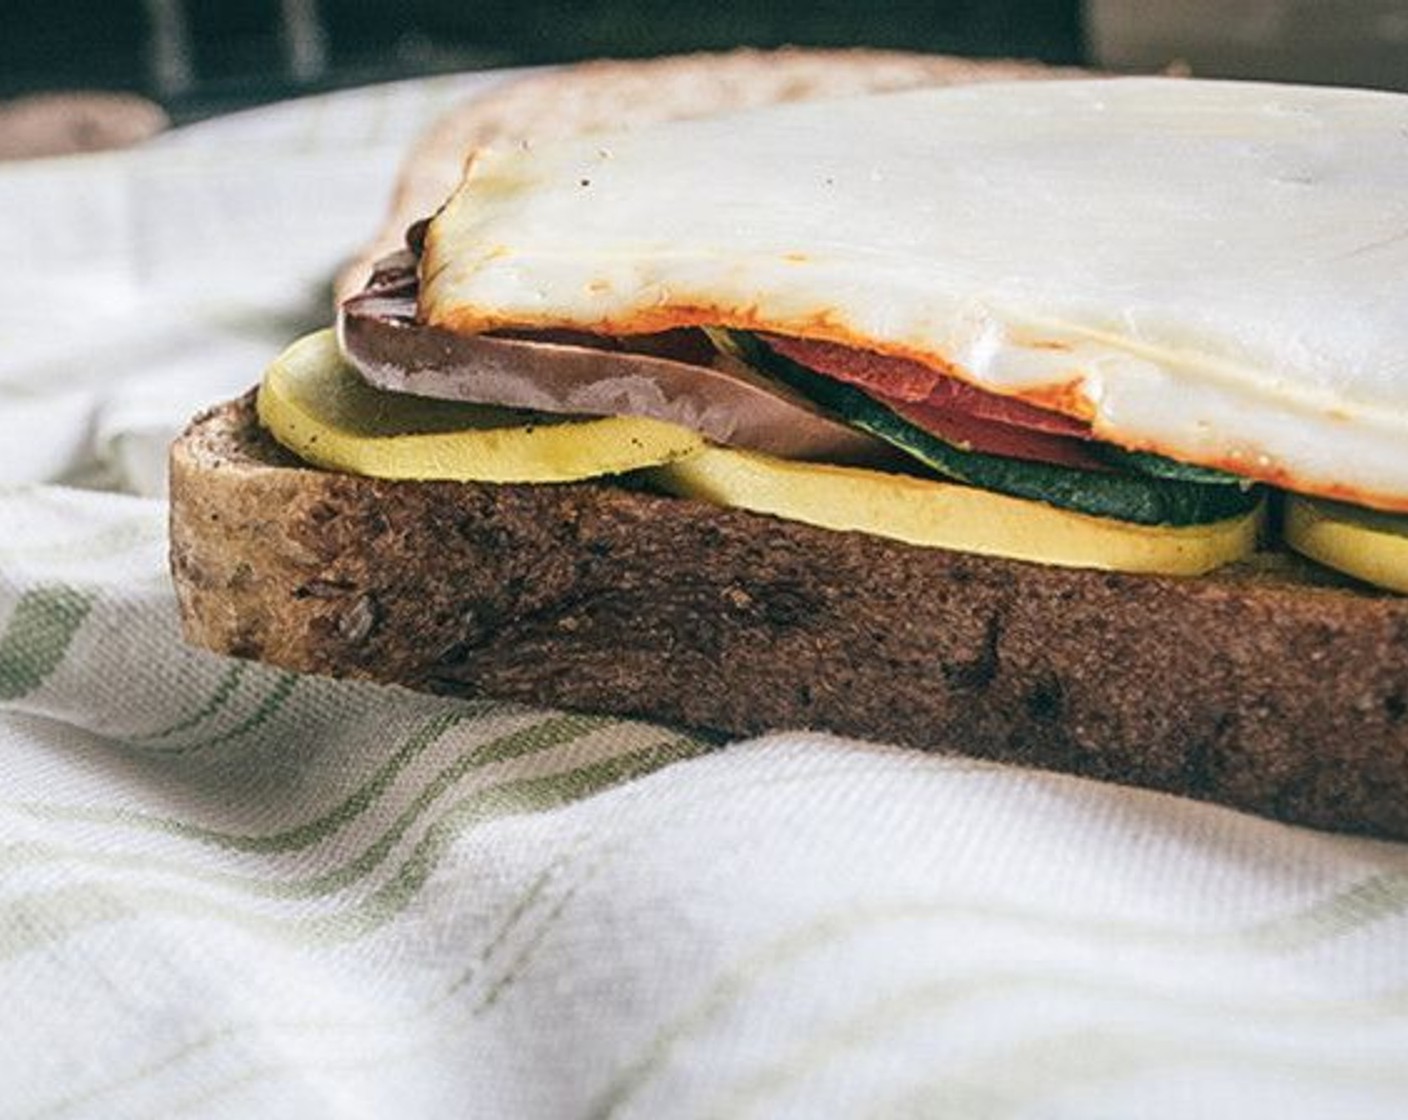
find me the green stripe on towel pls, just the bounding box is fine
[0,585,93,702]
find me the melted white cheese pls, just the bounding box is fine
[422,78,1408,509]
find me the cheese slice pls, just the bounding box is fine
[423,78,1408,512]
[652,447,1261,576]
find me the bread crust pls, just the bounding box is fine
[172,393,1408,839]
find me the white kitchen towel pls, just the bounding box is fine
[2,75,1407,1120]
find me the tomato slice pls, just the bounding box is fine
[762,334,940,400]
[883,396,1109,472]
[762,334,1091,439]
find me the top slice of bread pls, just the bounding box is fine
[337,48,1087,300]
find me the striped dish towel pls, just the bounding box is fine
[3,74,1408,1120]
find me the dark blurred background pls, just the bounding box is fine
[4,1,1408,123]
[0,0,1082,121]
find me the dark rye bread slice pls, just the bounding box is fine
[171,393,1408,839]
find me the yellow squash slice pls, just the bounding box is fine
[651,446,1262,576]
[1284,496,1408,594]
[258,330,703,483]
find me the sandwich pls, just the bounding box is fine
[171,53,1408,839]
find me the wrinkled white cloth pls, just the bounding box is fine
[1,75,1407,1120]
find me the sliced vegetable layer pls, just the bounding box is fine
[651,446,1261,576]
[1284,497,1408,594]
[339,254,888,465]
[760,333,1093,436]
[259,330,702,483]
[730,331,1259,527]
